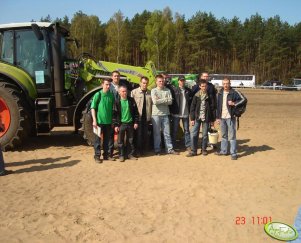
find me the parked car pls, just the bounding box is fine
[260,80,282,89]
[292,78,301,91]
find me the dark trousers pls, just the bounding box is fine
[135,118,150,154]
[94,124,112,158]
[0,146,4,172]
[108,128,115,157]
[190,119,209,153]
[118,123,135,157]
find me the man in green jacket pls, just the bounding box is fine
[91,79,115,163]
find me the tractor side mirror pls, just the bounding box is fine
[31,24,44,40]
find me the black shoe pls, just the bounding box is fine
[104,156,116,161]
[215,151,227,156]
[186,152,196,157]
[94,156,102,163]
[119,156,125,162]
[231,155,238,160]
[128,155,138,160]
[0,170,13,176]
[168,150,179,155]
[202,150,208,156]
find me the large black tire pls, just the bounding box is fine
[0,81,31,151]
[79,107,95,146]
[79,106,118,148]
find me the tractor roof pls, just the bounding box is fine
[0,22,53,30]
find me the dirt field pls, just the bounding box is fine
[1,89,301,242]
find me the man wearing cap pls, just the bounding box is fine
[170,76,192,150]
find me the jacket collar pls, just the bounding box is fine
[138,87,148,93]
[195,90,208,98]
[218,87,234,95]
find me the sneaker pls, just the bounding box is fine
[94,156,102,163]
[186,147,192,152]
[119,156,125,162]
[128,155,138,160]
[186,152,196,157]
[168,150,179,155]
[0,170,13,176]
[155,152,161,156]
[231,155,238,160]
[215,151,227,156]
[202,150,208,156]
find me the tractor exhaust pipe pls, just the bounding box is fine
[52,23,66,108]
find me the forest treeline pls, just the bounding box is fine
[40,7,301,84]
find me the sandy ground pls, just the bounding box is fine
[1,89,301,243]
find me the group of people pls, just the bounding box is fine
[0,70,247,173]
[91,70,246,163]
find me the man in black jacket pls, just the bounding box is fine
[170,76,192,150]
[191,72,217,122]
[215,77,246,160]
[187,79,215,157]
[113,86,139,162]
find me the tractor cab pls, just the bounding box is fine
[0,22,78,142]
[0,22,77,100]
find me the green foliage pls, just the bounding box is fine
[69,11,105,59]
[105,10,130,63]
[39,10,301,83]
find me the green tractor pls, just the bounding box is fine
[0,22,157,150]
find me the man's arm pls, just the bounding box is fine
[189,96,197,125]
[151,89,172,105]
[234,90,246,106]
[90,92,100,128]
[165,89,173,105]
[91,109,97,128]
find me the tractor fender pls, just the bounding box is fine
[73,86,102,131]
[0,62,37,100]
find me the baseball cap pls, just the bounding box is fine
[178,76,185,81]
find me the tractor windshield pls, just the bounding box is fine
[15,29,51,88]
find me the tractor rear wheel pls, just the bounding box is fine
[0,81,31,151]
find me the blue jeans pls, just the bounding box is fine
[220,118,237,156]
[190,119,209,153]
[152,115,173,153]
[172,116,191,148]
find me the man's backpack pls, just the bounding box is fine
[233,91,247,129]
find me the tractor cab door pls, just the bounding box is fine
[15,29,52,93]
[0,31,14,64]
